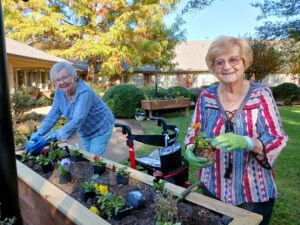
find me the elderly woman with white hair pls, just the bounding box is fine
[30,61,115,156]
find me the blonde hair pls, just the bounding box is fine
[205,36,253,73]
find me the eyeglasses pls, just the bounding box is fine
[213,56,242,70]
[54,75,71,84]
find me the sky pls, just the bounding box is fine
[166,0,264,41]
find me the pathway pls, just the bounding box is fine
[29,106,144,162]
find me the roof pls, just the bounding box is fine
[129,40,212,73]
[172,40,212,71]
[5,37,68,63]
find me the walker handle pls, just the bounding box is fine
[114,123,131,135]
[149,116,168,133]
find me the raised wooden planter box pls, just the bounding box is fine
[141,98,190,117]
[17,146,262,225]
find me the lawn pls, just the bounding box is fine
[131,106,299,225]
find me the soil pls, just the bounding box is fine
[194,146,216,162]
[20,157,224,225]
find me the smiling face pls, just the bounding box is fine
[212,45,245,84]
[54,68,76,93]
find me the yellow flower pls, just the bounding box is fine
[95,184,109,195]
[192,122,200,129]
[90,206,99,215]
[99,185,109,195]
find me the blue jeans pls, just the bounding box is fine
[80,125,113,157]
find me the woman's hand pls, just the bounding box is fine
[211,133,253,153]
[186,144,214,168]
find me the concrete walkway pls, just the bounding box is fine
[29,106,144,162]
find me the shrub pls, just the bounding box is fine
[167,86,191,99]
[271,83,300,105]
[11,88,37,117]
[141,86,169,100]
[102,84,144,118]
[36,95,52,106]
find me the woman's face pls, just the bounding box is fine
[212,45,245,84]
[53,68,76,93]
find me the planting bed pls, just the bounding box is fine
[20,159,222,225]
[17,145,262,225]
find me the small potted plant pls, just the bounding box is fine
[20,152,35,167]
[116,166,129,185]
[109,195,133,221]
[70,144,83,162]
[58,158,72,184]
[79,175,99,202]
[92,155,106,175]
[134,108,146,121]
[35,155,53,173]
[94,192,133,220]
[150,176,168,202]
[191,122,215,162]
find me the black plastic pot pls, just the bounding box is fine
[80,189,96,202]
[93,163,106,175]
[111,202,133,221]
[41,163,53,173]
[59,172,72,184]
[70,154,83,162]
[116,174,129,185]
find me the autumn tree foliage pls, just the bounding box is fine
[3,0,186,79]
[252,0,300,77]
[244,38,284,82]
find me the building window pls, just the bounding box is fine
[132,74,143,86]
[123,75,129,84]
[168,75,176,87]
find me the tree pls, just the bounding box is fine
[3,0,186,79]
[252,0,300,77]
[244,38,284,83]
[181,0,215,14]
[251,0,299,40]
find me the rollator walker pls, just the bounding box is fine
[114,117,190,187]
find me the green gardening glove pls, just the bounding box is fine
[185,144,214,168]
[211,133,253,153]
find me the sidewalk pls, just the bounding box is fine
[30,106,144,162]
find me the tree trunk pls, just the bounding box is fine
[87,58,96,81]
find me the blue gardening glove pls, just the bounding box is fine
[211,133,253,153]
[29,132,39,141]
[44,130,58,143]
[25,136,46,155]
[186,144,214,168]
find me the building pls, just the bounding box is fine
[105,40,219,89]
[5,37,68,94]
[5,37,298,93]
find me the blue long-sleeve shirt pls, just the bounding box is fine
[37,79,115,141]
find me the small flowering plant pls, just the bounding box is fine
[94,184,109,196]
[58,158,71,176]
[93,155,104,167]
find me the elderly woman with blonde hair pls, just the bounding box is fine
[185,36,288,225]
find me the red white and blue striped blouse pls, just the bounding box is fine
[184,82,288,205]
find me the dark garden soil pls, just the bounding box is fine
[21,158,223,225]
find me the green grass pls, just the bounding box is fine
[121,106,299,225]
[270,106,300,225]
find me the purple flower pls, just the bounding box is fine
[61,158,71,168]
